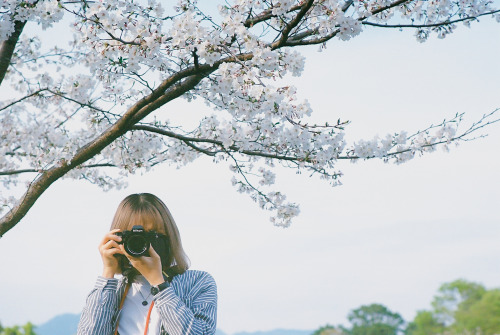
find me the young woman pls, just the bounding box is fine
[77,193,217,335]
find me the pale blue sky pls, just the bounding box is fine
[0,11,499,335]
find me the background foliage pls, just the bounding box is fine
[315,279,500,335]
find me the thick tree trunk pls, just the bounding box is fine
[0,19,26,86]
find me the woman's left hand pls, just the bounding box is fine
[120,244,165,286]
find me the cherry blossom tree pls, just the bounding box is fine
[1,0,499,236]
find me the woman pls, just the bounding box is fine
[77,193,217,335]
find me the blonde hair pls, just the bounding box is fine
[110,193,190,277]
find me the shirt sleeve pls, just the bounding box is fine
[77,276,121,335]
[154,272,217,335]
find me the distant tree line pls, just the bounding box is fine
[313,279,500,335]
[0,322,36,335]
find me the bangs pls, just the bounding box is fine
[115,203,166,233]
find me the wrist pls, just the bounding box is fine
[148,276,165,287]
[151,281,169,295]
[102,267,116,278]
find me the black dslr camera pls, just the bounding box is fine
[115,225,169,257]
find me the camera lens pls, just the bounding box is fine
[125,235,148,256]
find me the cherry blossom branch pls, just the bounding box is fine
[0,89,50,111]
[1,0,499,234]
[285,0,411,46]
[0,73,208,237]
[226,151,282,209]
[61,6,142,46]
[243,3,304,27]
[1,48,271,235]
[341,109,500,160]
[285,28,340,46]
[363,9,500,28]
[365,0,412,16]
[0,163,116,176]
[14,48,84,66]
[131,124,303,162]
[45,89,110,114]
[133,109,500,164]
[285,117,350,132]
[274,0,316,48]
[454,109,500,138]
[0,169,38,176]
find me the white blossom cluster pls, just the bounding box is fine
[0,0,64,41]
[352,121,459,163]
[0,0,498,226]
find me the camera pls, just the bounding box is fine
[115,225,169,257]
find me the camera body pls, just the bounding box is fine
[116,225,169,257]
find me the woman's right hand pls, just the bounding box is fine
[98,228,124,278]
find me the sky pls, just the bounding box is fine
[1,8,500,335]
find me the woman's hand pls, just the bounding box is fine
[98,228,124,278]
[120,244,164,286]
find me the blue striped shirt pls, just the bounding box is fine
[77,270,217,335]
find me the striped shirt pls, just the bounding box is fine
[77,270,217,335]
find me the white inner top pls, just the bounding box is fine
[118,275,162,335]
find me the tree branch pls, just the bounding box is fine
[286,0,411,45]
[0,163,116,176]
[0,89,49,111]
[272,0,316,49]
[363,9,500,29]
[0,47,259,236]
[243,3,304,27]
[133,109,500,166]
[1,0,499,236]
[0,169,39,176]
[0,73,209,237]
[131,124,304,162]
